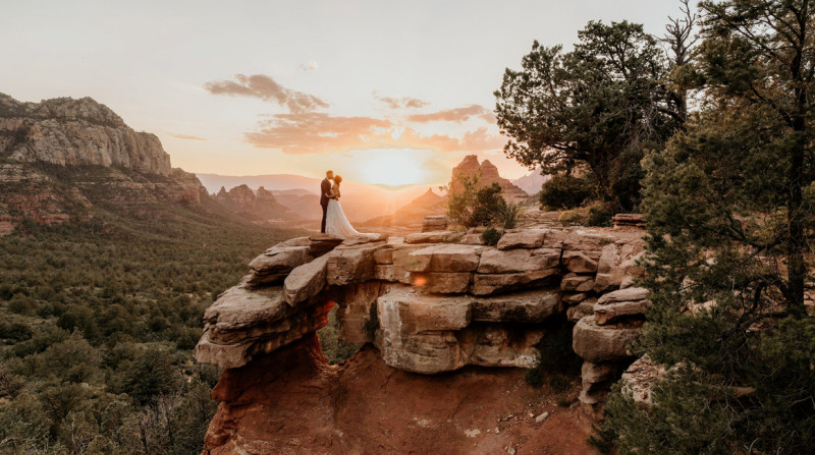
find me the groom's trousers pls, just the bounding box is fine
[320,201,328,233]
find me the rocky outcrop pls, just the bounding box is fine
[0,93,171,175]
[422,214,448,232]
[213,184,300,221]
[572,286,651,416]
[449,155,529,204]
[194,225,648,452]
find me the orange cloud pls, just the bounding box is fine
[375,94,429,109]
[171,134,207,141]
[204,74,328,114]
[245,113,506,155]
[407,104,496,124]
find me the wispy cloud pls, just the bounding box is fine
[204,74,328,114]
[407,104,496,124]
[374,92,429,109]
[244,112,505,155]
[171,134,207,141]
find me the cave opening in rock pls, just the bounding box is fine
[317,303,364,364]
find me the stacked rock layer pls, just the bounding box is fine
[195,227,647,388]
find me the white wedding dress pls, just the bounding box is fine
[325,187,378,240]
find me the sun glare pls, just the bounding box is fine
[359,152,427,186]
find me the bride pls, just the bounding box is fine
[325,175,379,240]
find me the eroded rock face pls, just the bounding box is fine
[193,284,333,369]
[375,285,561,373]
[196,225,651,438]
[572,316,642,363]
[0,93,171,175]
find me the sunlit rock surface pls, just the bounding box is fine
[194,225,650,452]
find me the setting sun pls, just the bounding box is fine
[358,150,429,186]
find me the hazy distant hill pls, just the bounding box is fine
[511,169,550,195]
[196,173,432,222]
[214,185,301,222]
[364,188,447,227]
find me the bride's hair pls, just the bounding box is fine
[334,175,342,184]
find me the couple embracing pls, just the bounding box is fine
[319,170,378,240]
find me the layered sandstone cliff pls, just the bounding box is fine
[0,93,171,175]
[194,224,650,453]
[0,94,208,231]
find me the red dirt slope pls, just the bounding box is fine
[203,334,601,455]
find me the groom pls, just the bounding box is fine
[320,170,333,234]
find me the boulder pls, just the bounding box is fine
[342,234,389,246]
[596,287,650,304]
[471,288,561,322]
[464,326,543,369]
[194,285,332,369]
[283,254,330,306]
[201,286,292,341]
[594,240,646,292]
[561,274,594,292]
[563,293,587,305]
[404,231,464,244]
[416,272,472,294]
[374,264,397,282]
[566,298,596,322]
[562,251,598,274]
[477,248,560,274]
[421,215,448,232]
[560,230,610,260]
[390,244,437,284]
[613,213,646,229]
[306,235,344,257]
[582,361,622,387]
[471,270,558,296]
[247,245,311,285]
[572,315,642,363]
[268,237,312,250]
[594,288,651,325]
[496,230,546,250]
[376,324,543,374]
[195,302,331,370]
[377,330,463,374]
[377,286,472,334]
[373,247,394,265]
[404,244,482,273]
[326,243,382,286]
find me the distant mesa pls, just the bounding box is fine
[449,154,529,204]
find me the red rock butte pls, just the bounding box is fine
[449,155,530,204]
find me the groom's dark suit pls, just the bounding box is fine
[320,177,331,233]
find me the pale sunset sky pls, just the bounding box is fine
[1,0,681,186]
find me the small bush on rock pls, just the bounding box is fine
[447,175,515,228]
[481,227,503,246]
